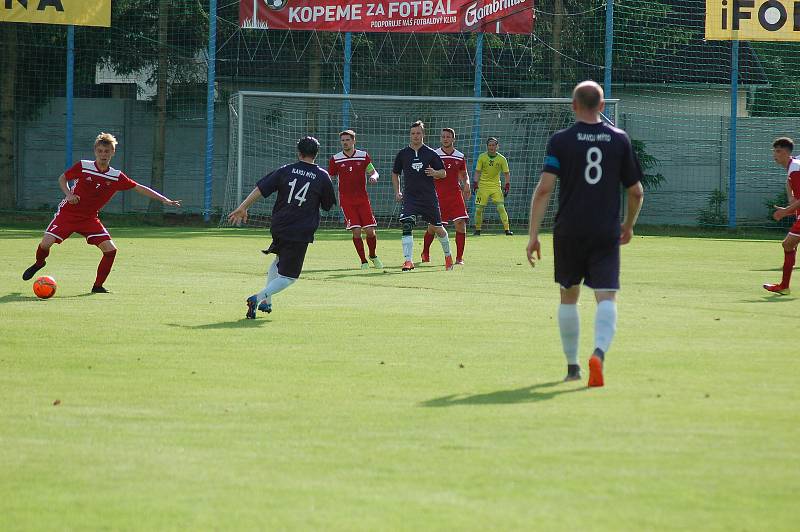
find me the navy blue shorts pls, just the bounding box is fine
[400,200,442,226]
[553,233,620,290]
[262,237,308,279]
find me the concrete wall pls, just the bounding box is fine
[16,97,229,216]
[15,95,800,226]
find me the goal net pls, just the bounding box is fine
[221,92,618,230]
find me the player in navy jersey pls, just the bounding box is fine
[526,81,644,387]
[763,137,800,295]
[21,132,181,293]
[228,136,336,319]
[391,120,454,271]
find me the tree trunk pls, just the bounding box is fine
[148,0,170,215]
[0,24,18,210]
[306,32,323,136]
[551,0,564,98]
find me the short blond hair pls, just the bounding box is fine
[339,129,356,139]
[95,132,118,148]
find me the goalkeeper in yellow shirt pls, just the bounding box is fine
[473,137,512,235]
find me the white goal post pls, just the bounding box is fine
[221,91,618,229]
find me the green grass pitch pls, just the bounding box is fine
[1,226,797,530]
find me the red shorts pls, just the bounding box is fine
[45,213,111,245]
[790,218,800,236]
[437,191,469,223]
[340,200,376,230]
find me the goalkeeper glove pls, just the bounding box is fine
[503,183,510,197]
[473,182,478,191]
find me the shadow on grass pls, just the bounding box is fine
[0,291,95,304]
[420,381,588,407]
[739,294,796,303]
[166,319,270,330]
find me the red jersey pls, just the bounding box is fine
[328,149,372,203]
[788,157,800,216]
[62,160,137,218]
[434,147,467,199]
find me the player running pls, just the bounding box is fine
[473,137,513,236]
[21,132,181,293]
[763,137,800,295]
[228,136,336,319]
[421,127,471,265]
[527,80,644,387]
[391,120,453,271]
[328,129,384,270]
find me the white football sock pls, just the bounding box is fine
[558,304,580,365]
[256,275,295,303]
[437,230,451,256]
[594,300,617,354]
[402,235,413,261]
[262,258,279,305]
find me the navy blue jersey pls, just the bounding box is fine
[392,144,444,210]
[256,161,336,243]
[542,121,642,238]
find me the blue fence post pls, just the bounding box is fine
[342,32,352,128]
[65,25,74,171]
[470,33,483,220]
[604,0,613,98]
[729,39,739,229]
[204,0,217,222]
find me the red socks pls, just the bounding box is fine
[94,249,117,288]
[353,237,367,263]
[422,231,435,254]
[366,234,377,257]
[781,249,796,287]
[35,244,49,266]
[455,231,466,261]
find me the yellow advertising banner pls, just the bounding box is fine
[0,0,111,27]
[706,0,800,41]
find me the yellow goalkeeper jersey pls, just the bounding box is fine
[475,152,509,190]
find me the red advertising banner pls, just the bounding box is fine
[240,0,535,34]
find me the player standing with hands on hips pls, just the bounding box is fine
[228,136,336,319]
[527,81,644,387]
[22,132,181,293]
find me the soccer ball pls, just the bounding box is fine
[263,0,286,10]
[33,276,57,299]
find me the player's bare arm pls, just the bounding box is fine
[227,187,264,226]
[425,166,446,179]
[58,173,80,204]
[620,182,644,245]
[527,172,556,267]
[460,169,471,200]
[133,184,182,207]
[367,163,379,184]
[391,172,403,201]
[773,198,800,220]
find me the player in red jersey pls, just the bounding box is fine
[421,128,471,265]
[764,137,800,295]
[21,132,181,292]
[328,129,384,269]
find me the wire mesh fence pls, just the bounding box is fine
[2,0,800,228]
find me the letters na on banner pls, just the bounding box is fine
[0,0,111,27]
[706,0,800,41]
[240,0,535,35]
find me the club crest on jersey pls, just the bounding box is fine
[412,162,423,171]
[263,0,287,11]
